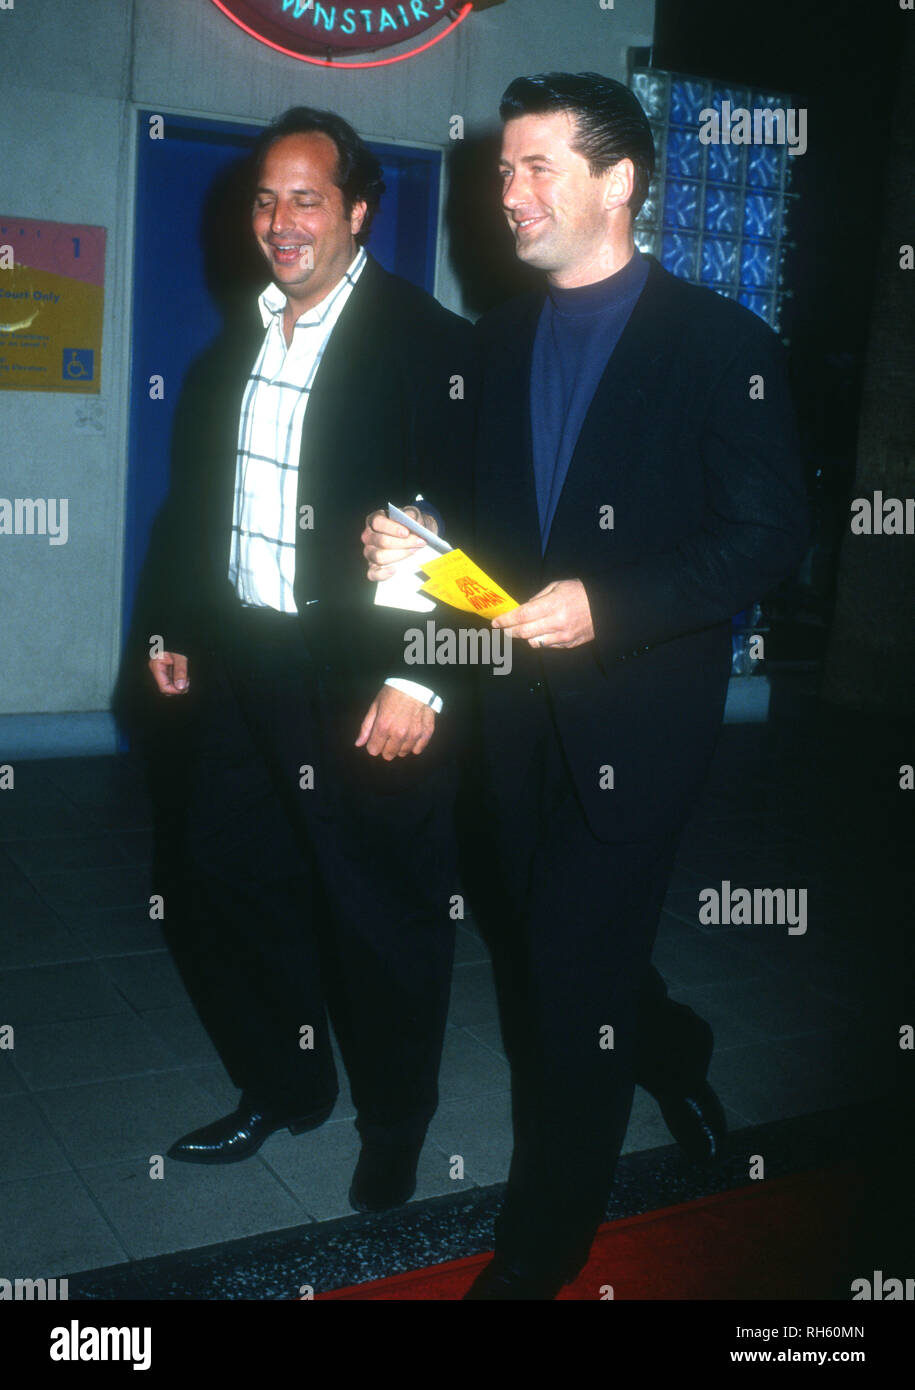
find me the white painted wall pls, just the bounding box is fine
[0,0,654,744]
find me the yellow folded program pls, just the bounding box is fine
[418,549,519,618]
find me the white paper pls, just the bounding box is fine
[373,542,441,612]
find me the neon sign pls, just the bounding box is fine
[209,0,474,65]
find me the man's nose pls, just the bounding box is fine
[270,200,293,233]
[502,174,527,212]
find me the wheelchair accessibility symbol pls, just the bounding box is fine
[63,348,94,381]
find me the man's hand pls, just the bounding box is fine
[361,505,438,581]
[355,684,435,759]
[492,580,595,649]
[149,651,190,695]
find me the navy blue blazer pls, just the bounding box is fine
[463,254,809,839]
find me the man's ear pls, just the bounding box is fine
[603,158,635,213]
[350,198,369,238]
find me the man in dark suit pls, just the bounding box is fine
[143,107,472,1211]
[366,71,808,1297]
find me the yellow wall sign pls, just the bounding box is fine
[0,217,106,393]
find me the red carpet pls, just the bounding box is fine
[315,1165,855,1300]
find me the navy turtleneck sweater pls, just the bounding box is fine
[530,247,650,550]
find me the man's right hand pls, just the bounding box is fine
[149,651,190,696]
[361,505,436,581]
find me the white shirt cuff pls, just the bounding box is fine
[384,677,443,714]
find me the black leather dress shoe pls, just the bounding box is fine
[462,1256,566,1301]
[167,1097,334,1164]
[657,1079,727,1163]
[348,1137,424,1213]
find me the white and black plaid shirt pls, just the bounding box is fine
[228,247,367,610]
[227,247,440,710]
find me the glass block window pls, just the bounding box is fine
[630,67,798,337]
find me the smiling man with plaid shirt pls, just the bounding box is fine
[144,107,471,1210]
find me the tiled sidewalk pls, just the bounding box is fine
[0,675,906,1278]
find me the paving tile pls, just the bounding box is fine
[33,1072,226,1168]
[709,922,857,988]
[620,1085,674,1155]
[0,961,131,1026]
[437,1024,510,1100]
[0,1093,72,1179]
[462,1021,508,1063]
[43,756,149,808]
[0,801,96,842]
[82,802,155,833]
[672,977,780,1049]
[0,765,75,806]
[0,916,89,970]
[649,932,748,989]
[453,923,490,965]
[256,1119,360,1222]
[0,1172,129,1275]
[446,961,501,1029]
[0,1051,25,1097]
[771,1029,888,1104]
[707,1033,872,1126]
[11,1014,180,1090]
[139,1004,224,1068]
[661,888,706,927]
[80,1154,307,1260]
[185,1046,357,1124]
[678,972,857,1047]
[426,1091,514,1188]
[0,866,61,926]
[111,830,155,866]
[4,835,134,877]
[181,1064,243,1113]
[101,952,191,1011]
[262,1118,460,1222]
[67,905,167,959]
[29,864,152,915]
[655,909,701,943]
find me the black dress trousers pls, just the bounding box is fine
[165,600,458,1146]
[472,682,682,1280]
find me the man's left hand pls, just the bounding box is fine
[492,579,595,649]
[356,685,436,759]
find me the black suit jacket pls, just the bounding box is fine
[138,253,473,711]
[465,255,809,840]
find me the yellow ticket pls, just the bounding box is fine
[418,549,518,618]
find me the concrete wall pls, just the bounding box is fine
[0,0,654,750]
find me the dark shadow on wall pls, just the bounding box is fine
[112,152,263,736]
[112,153,267,896]
[200,154,270,319]
[443,130,541,317]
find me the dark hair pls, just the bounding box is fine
[499,72,655,218]
[249,106,385,245]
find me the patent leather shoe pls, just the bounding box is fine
[657,1079,727,1163]
[168,1096,334,1164]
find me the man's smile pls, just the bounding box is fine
[269,242,313,265]
[514,214,548,234]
